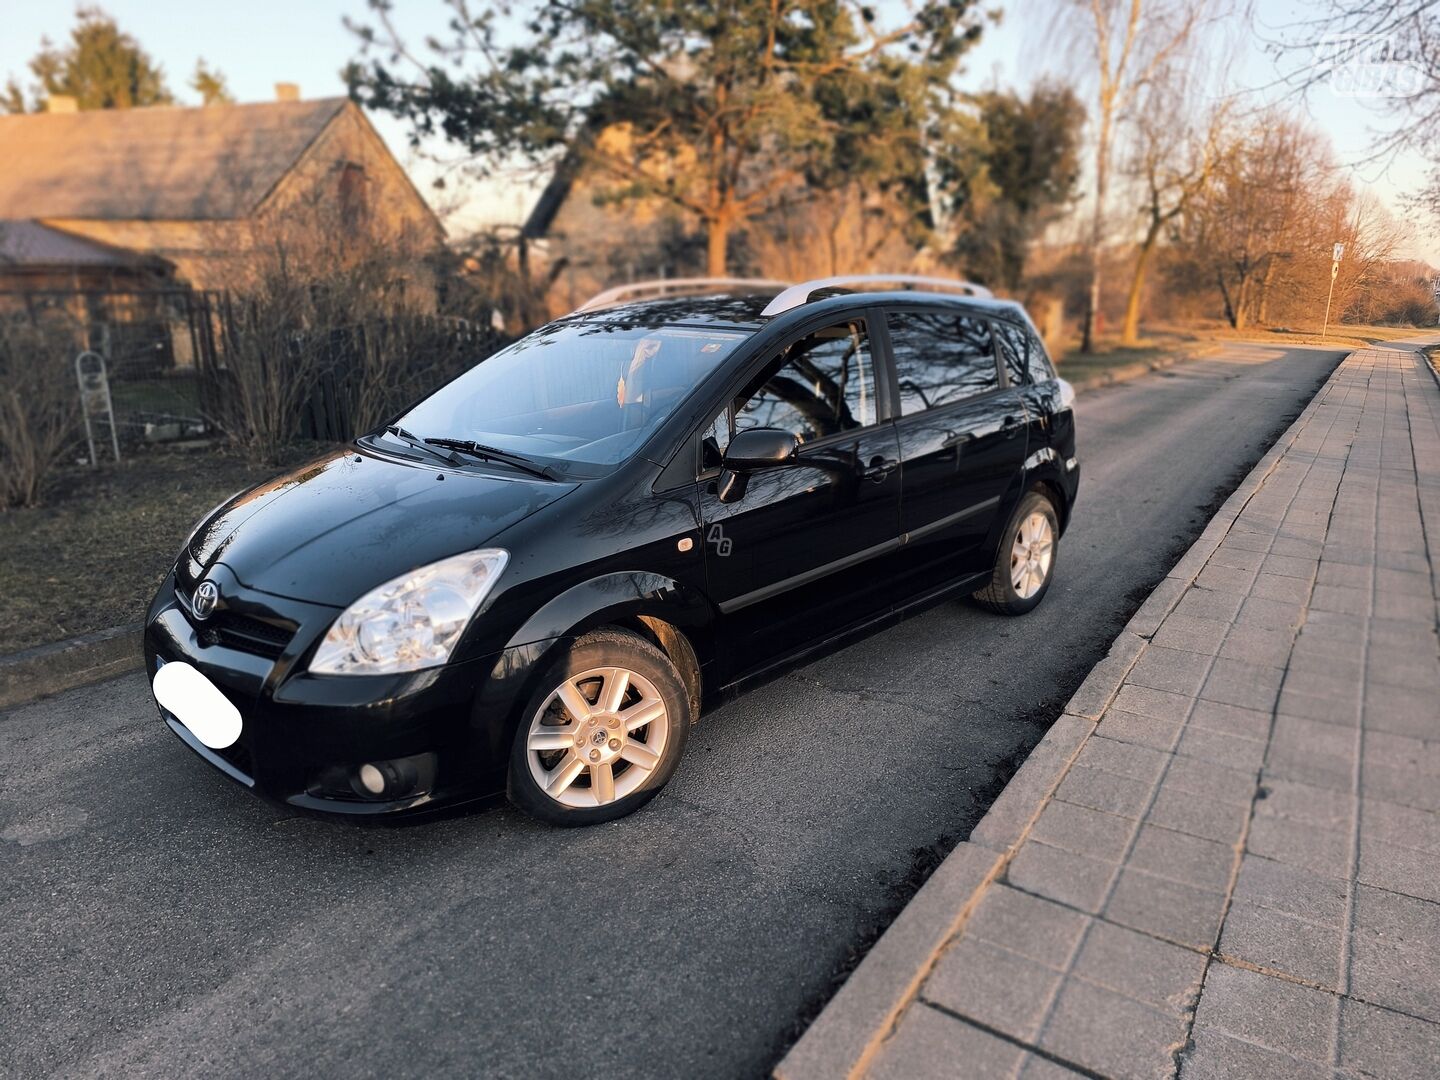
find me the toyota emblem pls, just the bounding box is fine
[192,580,220,620]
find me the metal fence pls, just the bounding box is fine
[2,287,508,452]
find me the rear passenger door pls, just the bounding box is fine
[885,305,1029,589]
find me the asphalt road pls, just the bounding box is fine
[0,342,1346,1080]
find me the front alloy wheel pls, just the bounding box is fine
[508,628,690,825]
[525,666,669,808]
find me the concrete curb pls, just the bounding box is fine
[774,350,1347,1080]
[0,624,142,712]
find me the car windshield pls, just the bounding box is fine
[389,320,749,476]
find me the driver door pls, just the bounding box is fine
[697,315,902,679]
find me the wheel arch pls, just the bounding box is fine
[501,571,715,718]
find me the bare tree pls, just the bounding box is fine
[1119,89,1229,342]
[1059,0,1216,351]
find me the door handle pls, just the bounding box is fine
[1001,414,1025,435]
[862,456,898,483]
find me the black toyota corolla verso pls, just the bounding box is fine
[146,276,1079,825]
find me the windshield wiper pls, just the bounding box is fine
[423,438,559,481]
[383,425,462,465]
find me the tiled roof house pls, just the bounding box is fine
[0,93,444,294]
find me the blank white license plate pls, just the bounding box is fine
[153,660,242,750]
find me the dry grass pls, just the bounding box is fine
[0,442,324,654]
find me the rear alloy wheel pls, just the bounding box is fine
[508,629,690,825]
[973,491,1060,615]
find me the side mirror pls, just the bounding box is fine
[722,428,798,472]
[717,428,798,504]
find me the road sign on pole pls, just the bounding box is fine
[1321,241,1344,344]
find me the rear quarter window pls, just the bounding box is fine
[887,310,998,414]
[995,319,1058,385]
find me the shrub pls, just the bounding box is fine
[0,313,82,509]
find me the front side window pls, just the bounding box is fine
[705,320,876,465]
[888,310,998,414]
[395,320,747,475]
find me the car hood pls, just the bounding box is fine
[190,448,577,607]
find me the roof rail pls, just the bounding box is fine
[760,274,993,317]
[575,277,790,313]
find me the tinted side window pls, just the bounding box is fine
[711,319,876,453]
[1028,329,1058,381]
[995,321,1030,386]
[888,311,998,414]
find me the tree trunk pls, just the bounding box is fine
[1082,114,1111,354]
[706,217,729,277]
[1121,222,1162,345]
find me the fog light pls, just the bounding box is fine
[358,763,386,795]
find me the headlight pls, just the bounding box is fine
[309,549,509,675]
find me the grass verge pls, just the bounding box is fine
[0,443,325,655]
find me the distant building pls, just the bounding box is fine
[0,91,444,299]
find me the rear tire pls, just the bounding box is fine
[507,628,691,826]
[973,490,1059,616]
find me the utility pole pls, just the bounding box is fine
[1321,242,1344,343]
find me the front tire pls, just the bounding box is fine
[973,490,1059,616]
[507,628,691,826]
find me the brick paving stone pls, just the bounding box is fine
[1074,735,1171,784]
[1037,976,1190,1080]
[1054,763,1154,818]
[965,883,1090,969]
[923,935,1062,1043]
[1234,595,1305,630]
[1152,613,1231,656]
[1250,573,1313,604]
[1187,699,1273,741]
[1357,835,1440,904]
[1162,754,1258,806]
[1175,587,1246,623]
[1095,709,1184,752]
[1070,919,1207,1014]
[1231,854,1348,926]
[1246,814,1353,878]
[868,1004,1026,1080]
[1031,799,1136,864]
[1255,776,1356,831]
[1128,646,1214,697]
[1177,725,1268,771]
[1145,786,1251,846]
[1008,839,1117,913]
[1109,684,1195,724]
[1218,899,1343,988]
[1103,868,1227,950]
[1349,885,1440,1021]
[1180,1025,1334,1079]
[1199,658,1285,712]
[1337,998,1440,1080]
[1359,797,1440,855]
[1265,719,1359,790]
[1217,626,1297,669]
[1191,963,1334,1064]
[1128,824,1237,894]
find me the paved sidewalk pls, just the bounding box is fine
[778,342,1440,1079]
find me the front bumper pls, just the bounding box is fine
[144,568,545,818]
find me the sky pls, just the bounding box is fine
[2,0,1434,263]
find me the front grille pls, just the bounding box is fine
[199,612,295,659]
